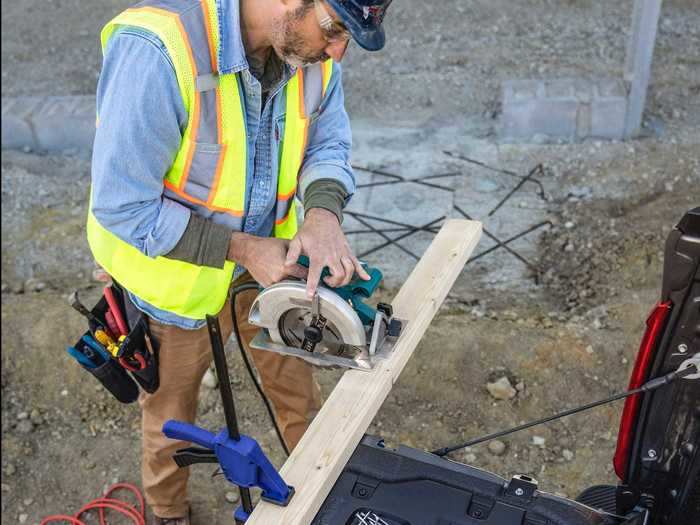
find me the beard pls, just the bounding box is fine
[272,6,329,68]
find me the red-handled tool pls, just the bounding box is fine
[119,353,147,372]
[104,286,130,336]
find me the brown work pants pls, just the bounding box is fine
[139,274,321,518]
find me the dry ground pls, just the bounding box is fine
[2,0,699,523]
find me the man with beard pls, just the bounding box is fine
[88,0,392,522]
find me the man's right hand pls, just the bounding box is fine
[228,232,308,288]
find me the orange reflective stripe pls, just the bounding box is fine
[164,180,243,217]
[277,187,297,201]
[275,213,291,226]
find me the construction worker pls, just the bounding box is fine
[88,0,392,522]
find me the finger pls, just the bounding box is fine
[285,237,302,267]
[306,261,323,298]
[338,256,355,286]
[324,261,346,288]
[286,264,309,280]
[353,256,371,280]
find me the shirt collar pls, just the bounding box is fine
[217,0,248,74]
[217,0,296,79]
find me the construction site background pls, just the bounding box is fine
[2,0,699,523]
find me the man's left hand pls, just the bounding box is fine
[285,208,370,297]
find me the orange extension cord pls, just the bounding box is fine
[40,483,146,525]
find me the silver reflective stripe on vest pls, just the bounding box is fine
[303,62,325,117]
[163,186,244,230]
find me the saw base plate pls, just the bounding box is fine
[250,324,404,371]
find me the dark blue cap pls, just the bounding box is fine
[326,0,392,51]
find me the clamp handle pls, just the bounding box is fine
[163,420,216,450]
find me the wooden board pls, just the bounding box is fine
[247,219,482,524]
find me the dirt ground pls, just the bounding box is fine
[2,0,699,523]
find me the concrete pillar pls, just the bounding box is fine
[624,0,664,137]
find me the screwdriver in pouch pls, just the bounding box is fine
[69,290,115,340]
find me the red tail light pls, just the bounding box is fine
[613,301,672,480]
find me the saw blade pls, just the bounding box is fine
[249,282,367,353]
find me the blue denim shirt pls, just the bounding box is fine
[91,0,355,329]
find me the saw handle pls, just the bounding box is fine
[296,255,382,297]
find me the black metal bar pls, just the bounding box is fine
[466,221,552,265]
[431,364,698,457]
[353,165,457,192]
[358,215,446,259]
[352,214,423,260]
[487,164,544,217]
[443,151,547,200]
[452,205,540,271]
[205,315,254,515]
[346,211,441,232]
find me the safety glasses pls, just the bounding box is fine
[314,0,351,43]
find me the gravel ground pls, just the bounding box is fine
[2,0,699,523]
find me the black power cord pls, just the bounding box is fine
[432,362,699,457]
[230,282,290,457]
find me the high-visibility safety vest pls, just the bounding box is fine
[87,0,334,320]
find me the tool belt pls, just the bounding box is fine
[67,282,159,403]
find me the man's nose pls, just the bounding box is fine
[325,39,349,62]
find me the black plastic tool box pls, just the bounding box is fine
[313,435,608,525]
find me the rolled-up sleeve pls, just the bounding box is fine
[91,29,191,258]
[298,62,355,205]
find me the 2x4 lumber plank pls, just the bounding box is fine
[247,219,482,524]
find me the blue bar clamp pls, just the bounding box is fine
[162,315,293,523]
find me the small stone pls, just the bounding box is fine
[486,377,517,400]
[61,389,69,396]
[16,420,33,434]
[11,282,24,294]
[564,221,575,229]
[622,357,629,365]
[17,412,29,421]
[225,491,240,504]
[5,464,16,475]
[25,278,47,292]
[564,243,574,252]
[563,449,575,461]
[585,345,594,355]
[30,409,43,426]
[488,440,507,456]
[202,368,218,389]
[1,282,8,293]
[532,436,546,447]
[85,461,97,470]
[19,513,28,524]
[1,483,10,492]
[23,498,33,506]
[515,381,526,392]
[464,452,477,463]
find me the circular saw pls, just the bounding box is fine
[248,257,404,370]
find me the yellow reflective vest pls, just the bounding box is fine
[87,0,333,320]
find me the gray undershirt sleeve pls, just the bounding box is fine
[303,179,348,224]
[163,213,231,268]
[164,179,348,269]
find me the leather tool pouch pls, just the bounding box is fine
[70,282,160,403]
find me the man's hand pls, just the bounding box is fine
[285,208,370,297]
[228,232,308,288]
